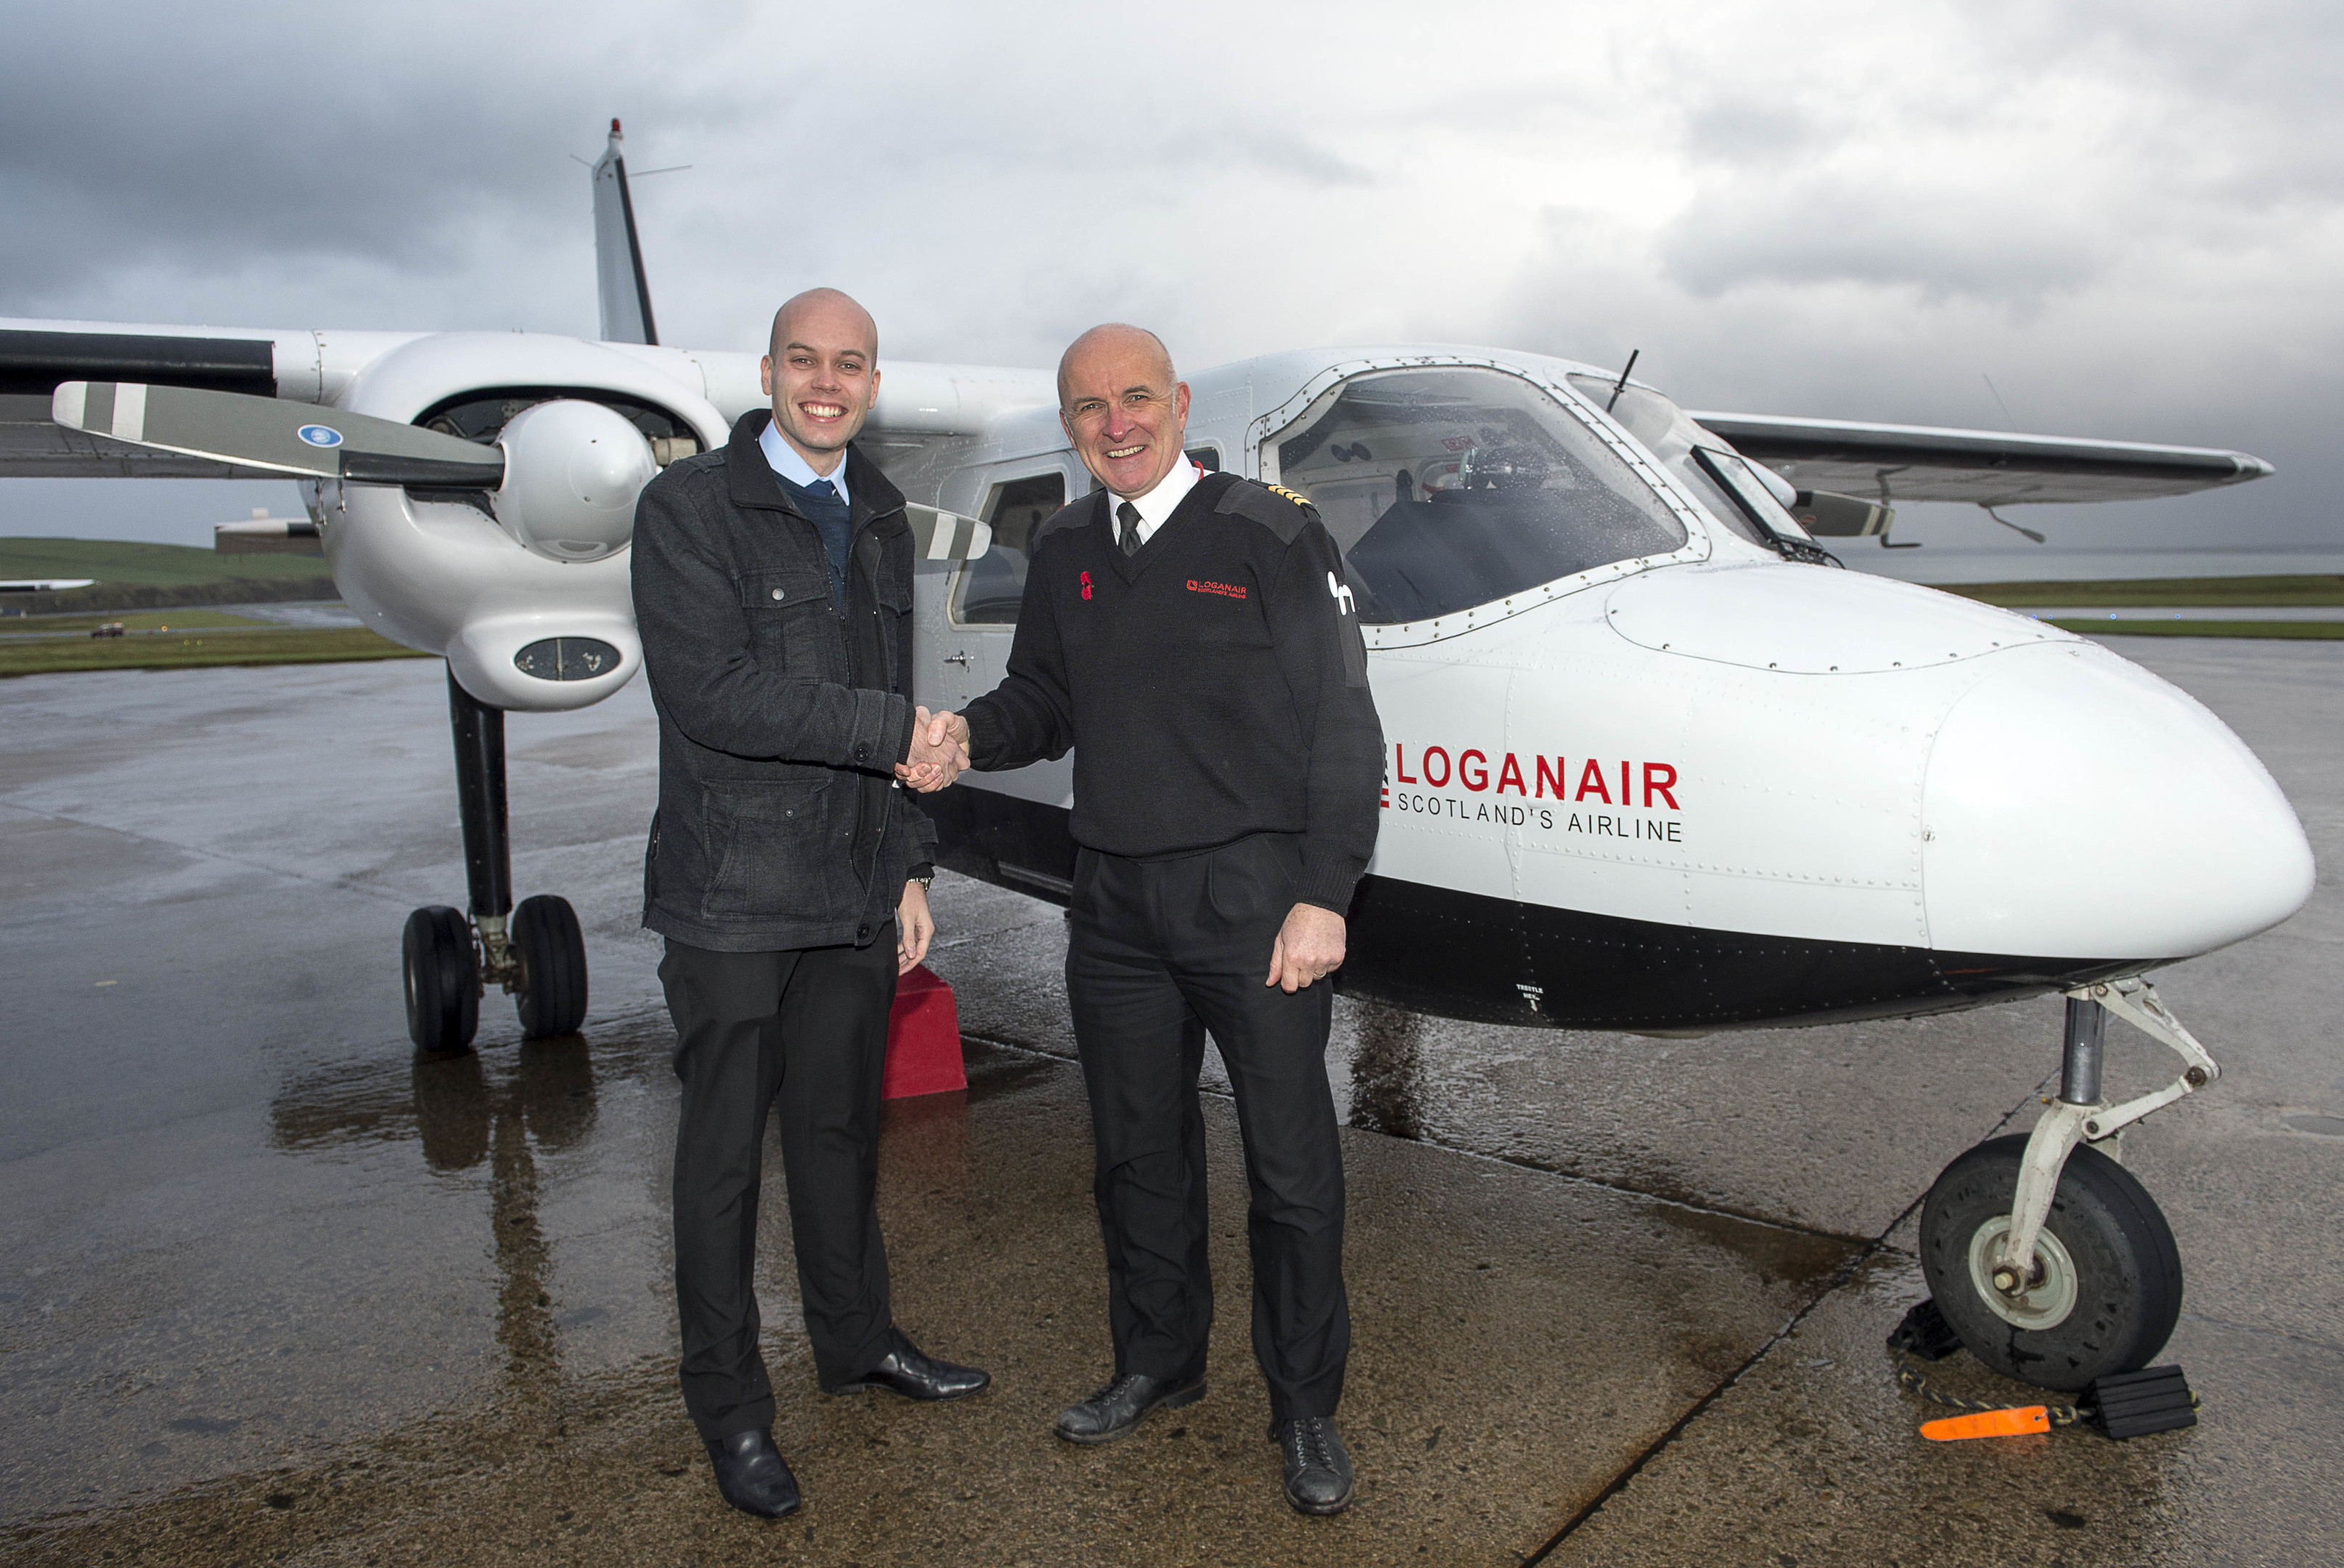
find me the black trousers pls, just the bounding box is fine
[661,931,899,1441]
[1066,832,1350,1422]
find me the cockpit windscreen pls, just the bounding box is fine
[1269,367,1687,626]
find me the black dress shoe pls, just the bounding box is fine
[1053,1371,1206,1445]
[825,1326,990,1401]
[704,1428,801,1519]
[1272,1415,1355,1516]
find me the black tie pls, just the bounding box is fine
[1116,500,1142,556]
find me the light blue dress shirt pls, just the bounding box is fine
[759,418,851,510]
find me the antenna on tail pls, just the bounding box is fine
[589,118,658,345]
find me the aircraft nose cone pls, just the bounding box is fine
[1921,642,2313,960]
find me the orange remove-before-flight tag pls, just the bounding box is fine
[1921,1406,2051,1441]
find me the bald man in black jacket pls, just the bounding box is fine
[633,287,987,1522]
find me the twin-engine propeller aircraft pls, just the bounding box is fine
[0,121,2308,1395]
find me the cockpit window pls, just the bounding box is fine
[1267,367,1687,626]
[1694,446,1806,539]
[1562,371,1817,554]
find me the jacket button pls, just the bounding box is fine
[770,587,785,600]
[858,925,872,940]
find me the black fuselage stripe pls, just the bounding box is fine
[0,330,275,399]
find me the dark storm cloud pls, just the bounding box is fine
[2,0,2338,562]
[0,2,716,327]
[1657,182,2120,302]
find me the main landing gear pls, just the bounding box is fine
[1919,979,2216,1392]
[401,670,589,1053]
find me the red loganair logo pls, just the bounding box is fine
[1186,578,1247,600]
[1080,570,1093,600]
[1384,743,1684,842]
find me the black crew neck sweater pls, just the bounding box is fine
[962,471,1384,913]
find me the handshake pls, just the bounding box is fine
[897,708,972,793]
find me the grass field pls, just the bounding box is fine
[0,608,280,636]
[0,536,330,587]
[0,536,336,614]
[2046,618,2344,640]
[0,626,429,677]
[1947,574,2344,607]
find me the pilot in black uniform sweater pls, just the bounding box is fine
[960,463,1384,1448]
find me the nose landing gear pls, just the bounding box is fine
[401,669,590,1053]
[1920,979,2213,1392]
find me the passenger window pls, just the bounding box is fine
[955,471,1065,624]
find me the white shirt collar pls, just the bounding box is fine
[759,417,851,510]
[1108,455,1201,547]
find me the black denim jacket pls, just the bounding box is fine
[632,411,934,952]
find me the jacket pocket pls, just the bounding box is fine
[701,779,841,920]
[740,564,843,681]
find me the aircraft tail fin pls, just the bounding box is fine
[590,118,658,346]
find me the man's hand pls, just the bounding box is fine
[897,706,971,792]
[897,881,934,973]
[1266,903,1346,993]
[926,709,972,758]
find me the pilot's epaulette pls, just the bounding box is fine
[1212,476,1317,543]
[1030,495,1096,549]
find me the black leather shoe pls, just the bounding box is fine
[1053,1371,1206,1445]
[704,1428,801,1519]
[825,1326,990,1401]
[1272,1415,1355,1516]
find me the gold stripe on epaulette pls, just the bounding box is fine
[1267,483,1311,507]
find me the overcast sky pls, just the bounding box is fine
[4,0,2339,567]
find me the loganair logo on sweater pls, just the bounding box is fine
[1080,570,1093,600]
[1186,578,1246,600]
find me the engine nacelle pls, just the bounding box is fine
[444,612,642,712]
[491,399,656,562]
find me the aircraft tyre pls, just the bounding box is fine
[1919,1133,2182,1393]
[513,894,589,1037]
[403,905,480,1054]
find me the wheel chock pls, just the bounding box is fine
[1886,1297,1964,1363]
[1922,1405,2051,1441]
[1889,1303,2198,1442]
[2085,1365,2197,1440]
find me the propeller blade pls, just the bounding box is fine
[904,503,992,562]
[50,381,507,487]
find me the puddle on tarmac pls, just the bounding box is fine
[1349,1000,1429,1140]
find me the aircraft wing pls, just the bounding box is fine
[1688,412,2275,506]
